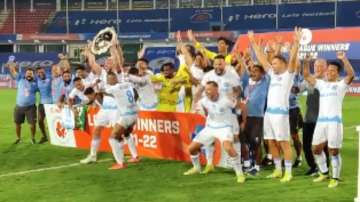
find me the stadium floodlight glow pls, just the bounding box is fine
[355,125,360,202]
[8,40,13,44]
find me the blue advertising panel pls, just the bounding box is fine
[144,46,178,73]
[171,8,221,31]
[0,34,16,42]
[337,1,360,27]
[48,10,169,33]
[0,53,59,74]
[143,45,217,73]
[223,5,276,31]
[278,2,335,29]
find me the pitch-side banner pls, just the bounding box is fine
[45,105,231,167]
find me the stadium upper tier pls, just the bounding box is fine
[0,0,359,34]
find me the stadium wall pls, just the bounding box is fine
[44,1,360,33]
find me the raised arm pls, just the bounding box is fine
[193,85,205,105]
[187,29,217,61]
[84,43,102,76]
[337,51,355,85]
[57,53,71,72]
[248,31,271,71]
[111,37,125,71]
[6,61,18,79]
[302,54,316,87]
[288,27,302,73]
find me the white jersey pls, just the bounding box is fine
[200,96,236,129]
[315,79,348,123]
[105,82,138,116]
[226,64,238,76]
[89,69,107,84]
[81,76,93,87]
[97,93,118,110]
[266,69,294,115]
[191,64,205,81]
[201,69,240,96]
[88,68,109,91]
[128,73,158,110]
[68,84,91,104]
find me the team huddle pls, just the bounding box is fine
[7,27,355,188]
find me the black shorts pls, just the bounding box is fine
[241,116,263,146]
[14,105,37,125]
[289,107,303,135]
[38,104,46,121]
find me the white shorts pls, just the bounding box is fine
[193,126,234,146]
[94,109,117,127]
[138,101,158,111]
[264,113,290,141]
[115,115,137,129]
[231,114,240,135]
[312,122,343,148]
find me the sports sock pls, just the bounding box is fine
[109,137,124,164]
[314,151,329,174]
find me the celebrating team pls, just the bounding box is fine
[7,27,354,188]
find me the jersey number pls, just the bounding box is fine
[126,90,134,103]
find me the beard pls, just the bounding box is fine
[215,69,224,76]
[26,76,33,81]
[64,79,71,85]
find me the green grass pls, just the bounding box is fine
[0,89,359,202]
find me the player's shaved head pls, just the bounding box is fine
[205,81,219,101]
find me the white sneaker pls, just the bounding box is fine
[80,154,97,164]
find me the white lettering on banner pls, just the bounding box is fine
[143,18,169,23]
[317,43,350,52]
[298,43,350,59]
[302,11,334,17]
[135,118,180,135]
[244,13,276,20]
[281,13,300,18]
[300,44,317,52]
[348,86,360,95]
[281,12,334,18]
[133,134,157,148]
[89,19,122,25]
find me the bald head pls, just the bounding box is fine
[314,58,327,78]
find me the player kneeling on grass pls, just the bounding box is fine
[303,51,355,188]
[184,81,246,183]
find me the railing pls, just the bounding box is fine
[0,0,349,12]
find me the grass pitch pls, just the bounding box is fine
[0,89,358,202]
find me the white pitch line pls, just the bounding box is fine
[0,159,112,178]
[345,125,358,129]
